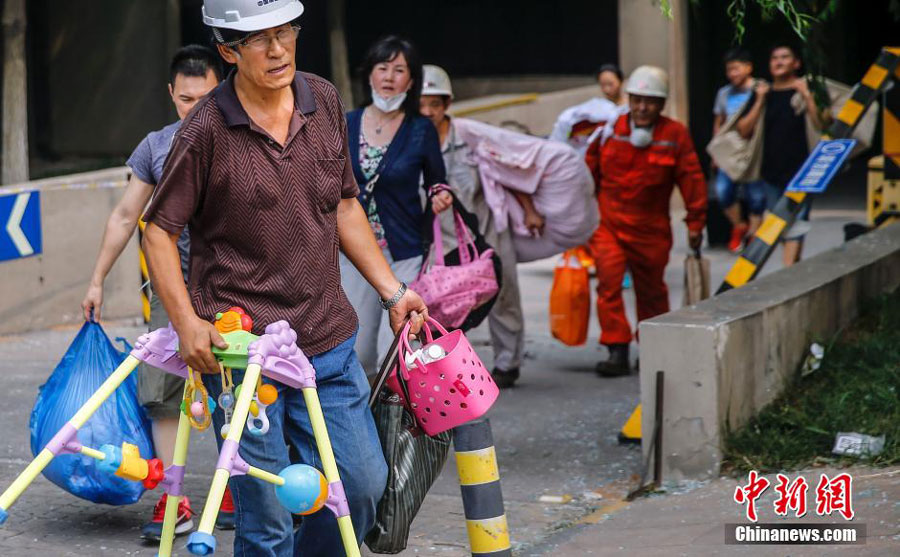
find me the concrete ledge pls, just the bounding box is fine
[0,167,140,333]
[639,223,900,481]
[449,85,599,136]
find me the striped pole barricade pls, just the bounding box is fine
[454,419,511,557]
[137,219,151,323]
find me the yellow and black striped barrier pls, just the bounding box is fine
[137,219,151,323]
[868,47,900,228]
[883,50,900,181]
[717,46,900,294]
[454,419,511,557]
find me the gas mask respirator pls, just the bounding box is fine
[629,125,654,149]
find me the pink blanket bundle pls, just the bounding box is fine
[452,118,598,262]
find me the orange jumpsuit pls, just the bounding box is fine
[585,113,707,345]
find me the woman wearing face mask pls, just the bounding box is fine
[342,35,452,375]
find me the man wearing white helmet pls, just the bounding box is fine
[142,1,428,554]
[420,64,537,388]
[585,65,707,377]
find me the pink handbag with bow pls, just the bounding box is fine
[410,210,499,330]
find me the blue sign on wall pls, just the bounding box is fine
[787,139,857,194]
[0,191,42,263]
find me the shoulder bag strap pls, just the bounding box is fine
[369,328,403,408]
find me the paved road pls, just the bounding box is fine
[0,207,864,555]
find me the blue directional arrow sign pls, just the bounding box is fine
[786,138,857,194]
[0,191,42,262]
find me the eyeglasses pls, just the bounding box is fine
[226,25,301,51]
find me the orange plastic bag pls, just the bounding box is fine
[549,249,590,346]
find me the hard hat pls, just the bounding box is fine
[625,65,669,99]
[202,0,304,32]
[422,65,454,99]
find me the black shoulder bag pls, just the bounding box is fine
[365,329,452,554]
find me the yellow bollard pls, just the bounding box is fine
[454,419,511,557]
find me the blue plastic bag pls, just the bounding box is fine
[29,321,154,505]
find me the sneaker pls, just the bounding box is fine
[215,486,236,530]
[728,224,749,254]
[595,344,631,377]
[490,367,520,389]
[141,493,194,542]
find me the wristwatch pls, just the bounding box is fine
[381,282,407,310]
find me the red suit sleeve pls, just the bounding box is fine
[674,128,708,234]
[585,134,603,193]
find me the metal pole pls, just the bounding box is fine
[653,371,664,485]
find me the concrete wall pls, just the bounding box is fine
[29,1,178,158]
[449,85,601,137]
[0,168,140,333]
[618,0,690,123]
[450,0,693,135]
[639,224,900,481]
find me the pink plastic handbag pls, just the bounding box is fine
[410,210,499,330]
[386,318,500,436]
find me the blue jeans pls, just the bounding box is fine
[714,170,766,215]
[763,181,812,240]
[203,331,387,556]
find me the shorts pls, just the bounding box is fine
[137,295,184,420]
[714,171,766,215]
[763,181,812,241]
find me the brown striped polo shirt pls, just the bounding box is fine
[144,70,360,355]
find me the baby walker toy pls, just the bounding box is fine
[0,308,360,557]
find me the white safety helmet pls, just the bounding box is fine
[422,64,454,99]
[625,65,669,99]
[203,0,304,32]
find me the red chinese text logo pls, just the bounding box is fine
[735,471,854,522]
[733,470,770,522]
[815,473,854,520]
[773,474,809,518]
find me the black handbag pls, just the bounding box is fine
[365,331,452,554]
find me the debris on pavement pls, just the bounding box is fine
[800,342,825,376]
[539,494,573,504]
[832,432,886,457]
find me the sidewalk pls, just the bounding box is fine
[525,466,900,556]
[0,206,870,555]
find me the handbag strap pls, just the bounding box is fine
[454,210,478,264]
[427,206,480,269]
[369,328,404,409]
[397,317,451,380]
[431,213,446,267]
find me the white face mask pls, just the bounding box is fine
[629,125,654,148]
[372,90,407,112]
[370,79,408,113]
